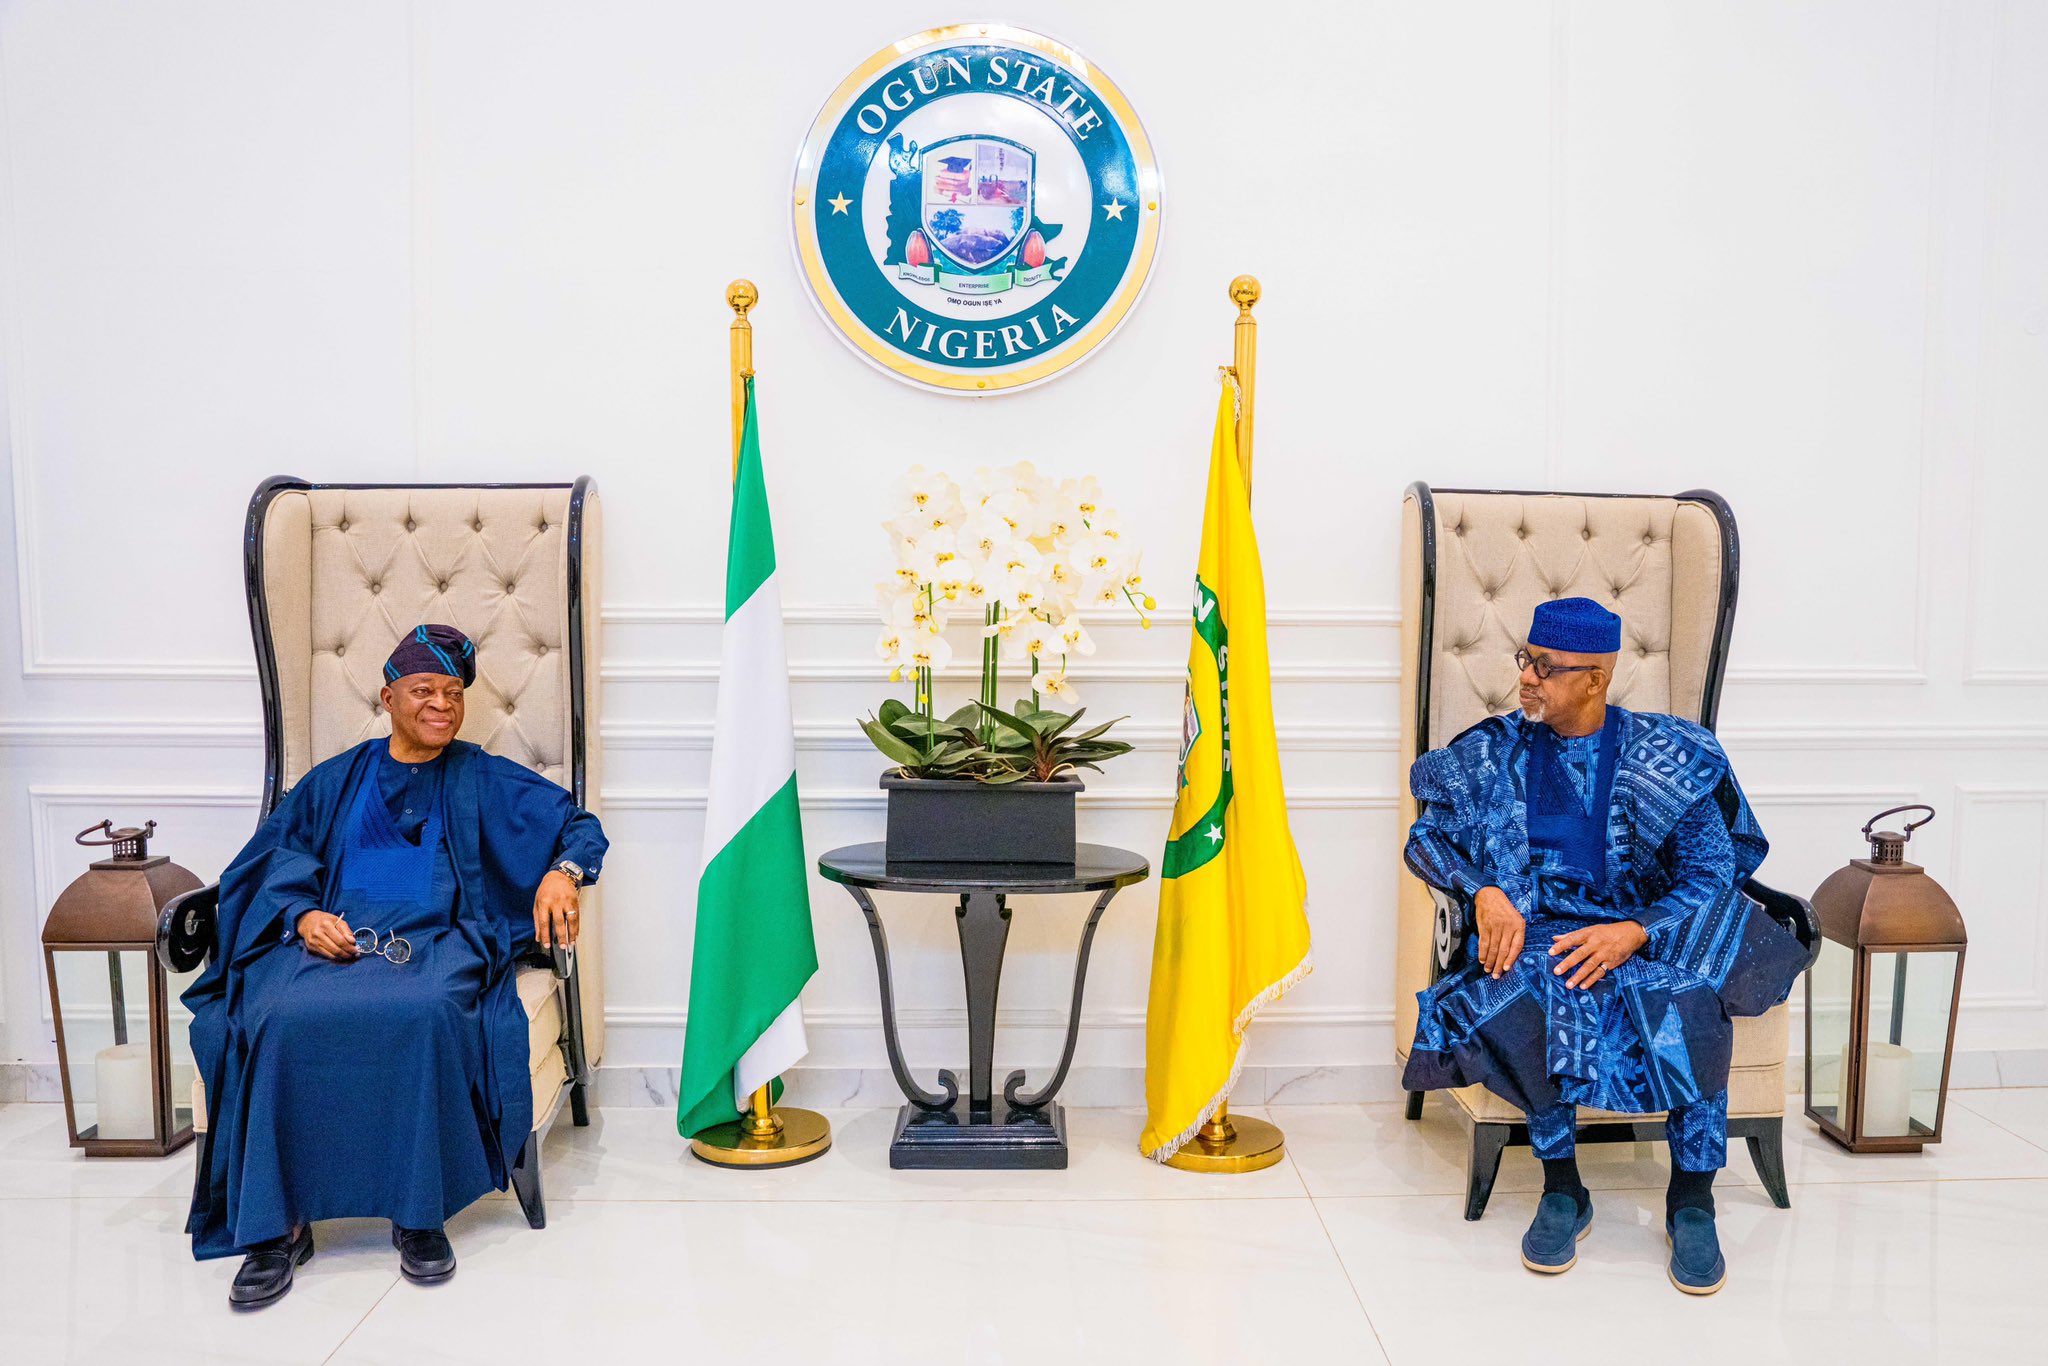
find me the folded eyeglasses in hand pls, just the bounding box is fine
[351,926,413,965]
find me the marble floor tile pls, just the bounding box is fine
[1954,1086,2048,1152]
[0,1195,398,1366]
[1773,1098,2048,1184]
[1317,1178,2048,1364]
[331,1195,1387,1366]
[0,1102,200,1200]
[1280,1101,1767,1201]
[483,1103,1308,1204]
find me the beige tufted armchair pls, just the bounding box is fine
[157,476,604,1231]
[1395,483,1817,1219]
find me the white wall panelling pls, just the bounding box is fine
[2,1,2044,1081]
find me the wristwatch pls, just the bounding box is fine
[552,859,585,888]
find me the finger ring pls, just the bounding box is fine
[567,909,579,918]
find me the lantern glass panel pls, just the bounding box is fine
[51,948,158,1141]
[1808,936,1856,1132]
[1857,948,1959,1139]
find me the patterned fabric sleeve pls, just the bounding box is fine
[1638,793,1737,957]
[1405,738,1534,915]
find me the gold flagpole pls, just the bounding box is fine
[689,280,833,1169]
[1163,275,1286,1175]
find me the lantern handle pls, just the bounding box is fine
[74,819,156,857]
[1861,805,1935,841]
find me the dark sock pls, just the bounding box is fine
[1541,1156,1589,1213]
[1667,1167,1716,1220]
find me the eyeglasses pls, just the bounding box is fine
[1515,648,1600,681]
[351,926,413,965]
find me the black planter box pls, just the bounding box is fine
[881,774,1081,865]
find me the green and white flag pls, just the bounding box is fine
[678,376,817,1138]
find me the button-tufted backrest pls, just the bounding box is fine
[1421,491,1728,742]
[263,487,576,789]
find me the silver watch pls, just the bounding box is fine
[553,859,584,887]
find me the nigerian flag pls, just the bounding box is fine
[1140,378,1312,1160]
[678,376,818,1138]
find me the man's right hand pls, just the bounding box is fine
[296,909,360,962]
[1473,886,1525,980]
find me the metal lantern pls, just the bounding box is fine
[1805,805,1966,1154]
[40,821,202,1156]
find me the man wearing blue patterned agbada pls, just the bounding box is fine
[1401,597,1807,1296]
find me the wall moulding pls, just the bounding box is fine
[7,717,2047,753]
[17,601,2024,686]
[600,788,1400,814]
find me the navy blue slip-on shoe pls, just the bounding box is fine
[1520,1192,1593,1274]
[1667,1207,1727,1295]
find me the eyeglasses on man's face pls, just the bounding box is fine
[1514,648,1600,682]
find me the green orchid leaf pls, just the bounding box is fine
[974,701,1042,744]
[860,716,926,768]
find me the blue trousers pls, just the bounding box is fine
[1526,1089,1729,1172]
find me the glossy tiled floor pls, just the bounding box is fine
[3,1092,2043,1365]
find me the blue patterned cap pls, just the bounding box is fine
[1527,597,1621,655]
[383,623,476,686]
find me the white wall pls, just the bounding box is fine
[2,1,2044,1088]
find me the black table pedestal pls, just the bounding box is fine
[818,843,1150,1171]
[890,1101,1069,1169]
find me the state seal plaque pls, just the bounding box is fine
[793,25,1163,394]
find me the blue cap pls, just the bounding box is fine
[1527,597,1621,655]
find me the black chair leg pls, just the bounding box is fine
[509,1131,546,1230]
[1404,1090,1425,1121]
[1746,1119,1791,1209]
[1465,1123,1510,1221]
[570,1081,590,1127]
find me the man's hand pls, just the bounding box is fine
[534,870,580,950]
[1549,920,1648,990]
[1473,886,1525,980]
[296,909,359,962]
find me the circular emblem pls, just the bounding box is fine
[793,25,1163,394]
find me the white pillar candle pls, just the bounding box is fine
[1840,1041,1914,1138]
[93,1043,154,1140]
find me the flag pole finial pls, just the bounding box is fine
[1226,275,1260,497]
[726,281,757,474]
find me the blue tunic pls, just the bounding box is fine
[1401,707,1805,1120]
[184,740,607,1260]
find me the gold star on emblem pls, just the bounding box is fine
[828,192,852,215]
[1101,199,1126,221]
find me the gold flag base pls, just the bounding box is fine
[690,1086,832,1168]
[1162,1105,1285,1174]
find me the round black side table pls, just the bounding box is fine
[818,843,1150,1170]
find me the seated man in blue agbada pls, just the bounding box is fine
[183,624,608,1309]
[1402,598,1805,1296]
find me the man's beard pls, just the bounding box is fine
[1519,695,1546,722]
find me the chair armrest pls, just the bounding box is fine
[1744,877,1821,971]
[1427,884,1472,979]
[551,944,592,1087]
[156,882,220,973]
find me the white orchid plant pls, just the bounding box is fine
[863,461,1152,782]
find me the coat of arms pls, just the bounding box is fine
[792,25,1162,394]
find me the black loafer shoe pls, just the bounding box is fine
[229,1224,313,1309]
[393,1226,456,1284]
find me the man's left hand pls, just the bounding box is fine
[1548,920,1647,990]
[534,870,581,950]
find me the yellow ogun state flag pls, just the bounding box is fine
[1141,379,1312,1160]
